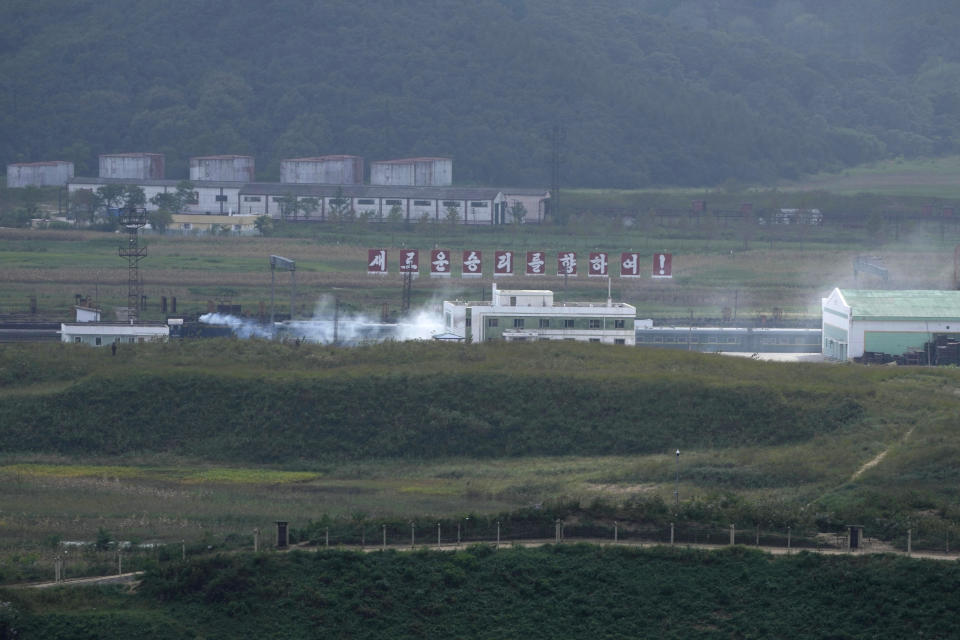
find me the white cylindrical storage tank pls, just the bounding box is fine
[189,155,255,182]
[280,156,364,184]
[370,157,452,186]
[6,161,74,187]
[370,159,415,186]
[414,158,452,186]
[99,153,165,179]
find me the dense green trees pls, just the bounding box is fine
[2,1,960,188]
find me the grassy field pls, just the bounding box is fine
[1,339,959,584]
[779,155,960,198]
[2,221,959,322]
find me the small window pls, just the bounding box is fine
[487,318,498,327]
[215,195,228,202]
[510,296,517,306]
[589,319,602,329]
[243,196,261,202]
[233,225,241,231]
[470,201,489,207]
[614,319,625,329]
[564,319,575,328]
[74,336,81,344]
[95,337,102,346]
[357,199,375,205]
[614,339,625,345]
[539,319,550,328]
[589,338,601,343]
[186,192,199,204]
[514,318,524,329]
[414,200,432,206]
[442,201,460,207]
[272,197,284,202]
[385,199,402,205]
[329,198,348,205]
[128,337,135,343]
[182,223,192,230]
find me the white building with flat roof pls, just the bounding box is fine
[442,284,636,344]
[61,323,169,347]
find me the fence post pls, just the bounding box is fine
[411,522,415,548]
[555,519,561,544]
[614,521,618,543]
[437,522,441,549]
[670,523,675,545]
[496,521,501,549]
[907,528,912,555]
[117,549,122,575]
[755,524,760,546]
[325,527,329,548]
[787,527,791,553]
[382,524,386,550]
[730,524,735,545]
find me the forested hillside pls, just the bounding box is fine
[2,0,960,187]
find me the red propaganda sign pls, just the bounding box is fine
[557,251,577,276]
[399,249,419,275]
[367,249,387,275]
[652,252,672,278]
[526,251,546,276]
[430,249,452,277]
[462,250,482,278]
[620,252,641,278]
[494,250,514,277]
[588,252,609,277]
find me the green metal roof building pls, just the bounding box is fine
[821,288,960,361]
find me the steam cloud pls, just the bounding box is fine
[199,295,444,345]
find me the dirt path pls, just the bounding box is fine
[850,426,916,482]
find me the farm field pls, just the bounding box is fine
[2,221,959,324]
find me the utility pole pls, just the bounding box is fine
[674,449,680,506]
[550,124,565,225]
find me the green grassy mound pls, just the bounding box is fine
[0,341,866,462]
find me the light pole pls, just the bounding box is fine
[674,449,680,506]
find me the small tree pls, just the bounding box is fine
[147,209,173,232]
[509,200,527,224]
[71,188,100,225]
[300,197,320,219]
[95,527,112,551]
[95,184,127,211]
[175,180,196,209]
[254,214,273,236]
[123,185,146,208]
[327,187,351,224]
[445,204,460,225]
[386,203,404,227]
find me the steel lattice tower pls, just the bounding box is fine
[118,206,147,322]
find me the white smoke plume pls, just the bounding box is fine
[198,312,274,339]
[199,294,445,345]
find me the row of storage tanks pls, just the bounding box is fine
[7,154,453,187]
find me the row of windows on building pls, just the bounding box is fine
[241,196,490,207]
[508,336,627,344]
[635,334,818,344]
[485,318,627,329]
[75,336,146,345]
